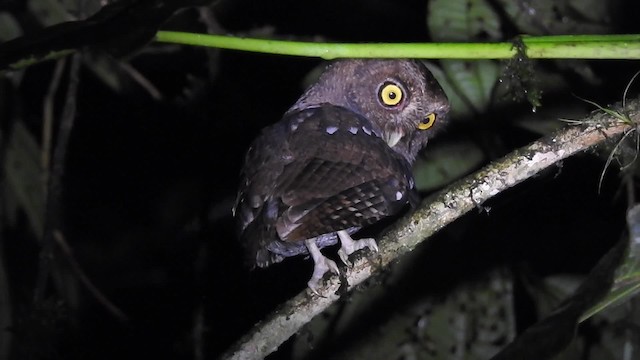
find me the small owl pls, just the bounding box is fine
[234,59,449,293]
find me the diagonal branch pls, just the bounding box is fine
[221,98,639,360]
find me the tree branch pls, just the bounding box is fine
[221,98,639,360]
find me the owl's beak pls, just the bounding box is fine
[384,130,404,148]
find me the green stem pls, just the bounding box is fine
[8,49,76,70]
[155,32,640,60]
[520,34,640,43]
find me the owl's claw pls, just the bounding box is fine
[337,230,379,267]
[305,238,340,295]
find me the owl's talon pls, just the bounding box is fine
[337,230,379,266]
[305,238,340,294]
[338,250,353,267]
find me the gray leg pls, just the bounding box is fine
[305,238,339,295]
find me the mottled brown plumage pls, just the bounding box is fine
[234,59,449,292]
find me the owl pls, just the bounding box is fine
[234,59,450,293]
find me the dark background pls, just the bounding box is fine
[2,0,640,359]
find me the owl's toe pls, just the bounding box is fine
[307,257,339,295]
[337,230,379,267]
[305,238,340,295]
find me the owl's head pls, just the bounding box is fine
[288,59,450,163]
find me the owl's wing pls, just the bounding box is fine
[235,105,418,266]
[274,105,419,242]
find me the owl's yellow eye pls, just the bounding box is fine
[379,83,403,106]
[418,113,436,130]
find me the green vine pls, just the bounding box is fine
[154,32,640,60]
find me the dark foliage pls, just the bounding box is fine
[1,0,640,359]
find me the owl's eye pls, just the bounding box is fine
[418,113,436,130]
[378,82,403,107]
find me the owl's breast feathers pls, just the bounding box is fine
[235,105,419,267]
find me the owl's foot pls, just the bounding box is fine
[305,238,339,295]
[337,230,379,267]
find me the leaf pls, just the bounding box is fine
[442,60,500,115]
[491,225,628,359]
[27,0,73,27]
[293,267,516,360]
[408,269,515,360]
[580,204,640,321]
[428,0,502,42]
[0,12,23,42]
[495,0,611,36]
[423,62,469,119]
[424,60,500,118]
[426,0,502,117]
[366,268,515,360]
[4,122,45,238]
[413,140,486,192]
